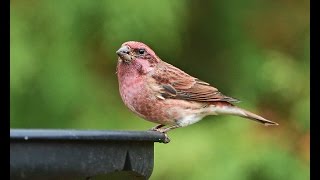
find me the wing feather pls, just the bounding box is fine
[152,62,239,103]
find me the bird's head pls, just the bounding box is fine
[116,41,161,73]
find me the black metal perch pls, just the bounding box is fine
[10,129,167,180]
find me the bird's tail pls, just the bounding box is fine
[210,103,278,126]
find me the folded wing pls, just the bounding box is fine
[152,62,239,103]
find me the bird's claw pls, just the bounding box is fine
[153,128,171,143]
[163,133,171,144]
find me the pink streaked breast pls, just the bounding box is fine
[117,63,173,124]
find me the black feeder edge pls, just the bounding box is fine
[10,129,167,180]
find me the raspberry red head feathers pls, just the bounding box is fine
[122,41,157,57]
[116,41,160,64]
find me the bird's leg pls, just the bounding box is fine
[157,125,180,133]
[149,124,165,131]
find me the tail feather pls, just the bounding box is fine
[235,107,278,126]
[211,104,278,126]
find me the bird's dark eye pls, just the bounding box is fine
[138,49,145,55]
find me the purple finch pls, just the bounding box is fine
[116,41,278,143]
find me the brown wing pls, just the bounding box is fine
[152,62,239,103]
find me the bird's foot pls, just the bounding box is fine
[148,124,171,143]
[153,125,180,144]
[163,133,171,144]
[150,128,170,143]
[149,125,180,144]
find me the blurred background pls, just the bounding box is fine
[10,0,309,179]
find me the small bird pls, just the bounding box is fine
[116,41,278,143]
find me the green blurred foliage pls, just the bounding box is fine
[10,0,309,179]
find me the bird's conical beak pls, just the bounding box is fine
[116,46,131,62]
[116,46,130,56]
